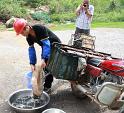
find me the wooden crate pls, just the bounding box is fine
[80,34,96,50]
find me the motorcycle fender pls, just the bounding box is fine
[86,64,102,77]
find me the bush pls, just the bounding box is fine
[25,0,49,8]
[0,0,123,23]
[49,0,80,14]
[0,0,27,22]
[50,13,76,23]
[31,12,51,23]
[93,9,124,22]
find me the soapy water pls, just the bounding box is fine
[12,95,47,109]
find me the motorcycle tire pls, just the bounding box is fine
[71,83,87,99]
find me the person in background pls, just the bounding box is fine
[13,18,61,94]
[75,0,94,35]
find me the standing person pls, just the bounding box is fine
[13,18,61,93]
[75,0,94,35]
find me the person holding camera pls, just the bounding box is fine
[75,0,94,35]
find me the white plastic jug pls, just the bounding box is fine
[32,65,44,97]
[95,82,122,106]
[24,71,32,89]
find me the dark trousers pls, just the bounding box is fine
[44,67,53,88]
[75,27,90,35]
[44,73,53,88]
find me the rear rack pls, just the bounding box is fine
[53,43,111,59]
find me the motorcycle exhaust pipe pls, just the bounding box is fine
[75,84,87,94]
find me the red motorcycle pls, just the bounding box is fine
[47,39,124,111]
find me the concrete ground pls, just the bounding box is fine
[0,28,124,113]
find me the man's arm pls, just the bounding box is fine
[28,45,37,65]
[85,10,92,18]
[85,5,94,18]
[76,5,82,16]
[39,39,51,68]
[40,39,50,61]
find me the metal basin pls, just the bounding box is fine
[8,89,50,113]
[42,108,66,113]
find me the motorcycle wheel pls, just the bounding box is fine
[71,83,87,99]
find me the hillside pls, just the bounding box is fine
[0,0,124,23]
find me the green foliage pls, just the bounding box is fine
[109,1,117,11]
[93,9,124,22]
[90,0,124,22]
[50,13,75,23]
[49,22,124,31]
[0,0,27,22]
[49,0,80,14]
[24,0,49,8]
[119,0,124,7]
[49,0,124,22]
[31,12,51,23]
[0,0,124,23]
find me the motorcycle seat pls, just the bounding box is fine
[87,57,103,67]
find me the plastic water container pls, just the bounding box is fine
[95,82,122,106]
[24,71,32,89]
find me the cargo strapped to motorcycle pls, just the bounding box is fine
[58,43,111,58]
[71,33,96,50]
[47,43,111,81]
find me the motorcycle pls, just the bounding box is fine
[46,34,124,112]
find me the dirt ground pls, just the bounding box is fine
[0,28,124,113]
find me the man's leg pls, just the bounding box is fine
[75,28,90,35]
[82,29,90,35]
[75,27,81,34]
[43,60,53,93]
[44,73,53,89]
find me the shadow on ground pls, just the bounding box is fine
[0,88,101,113]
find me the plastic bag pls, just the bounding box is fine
[32,65,44,97]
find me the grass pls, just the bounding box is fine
[49,22,124,31]
[0,22,124,31]
[92,22,124,28]
[0,24,6,30]
[49,23,75,31]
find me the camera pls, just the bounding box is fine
[83,4,87,7]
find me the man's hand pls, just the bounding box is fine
[82,4,88,11]
[41,59,46,68]
[31,64,35,72]
[82,4,92,18]
[80,4,84,9]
